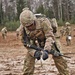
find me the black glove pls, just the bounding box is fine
[42,50,48,60]
[34,51,42,60]
[49,49,63,56]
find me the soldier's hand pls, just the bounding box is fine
[42,50,48,60]
[34,51,42,60]
[23,43,31,48]
[49,49,63,56]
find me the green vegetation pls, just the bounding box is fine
[0,0,75,31]
[36,5,75,26]
[36,5,44,14]
[16,0,26,20]
[36,5,54,18]
[0,21,20,31]
[0,0,26,31]
[58,19,64,26]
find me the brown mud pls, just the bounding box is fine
[0,27,75,75]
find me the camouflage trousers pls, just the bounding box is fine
[2,33,6,39]
[53,56,69,75]
[23,52,35,75]
[54,37,69,75]
[23,52,69,75]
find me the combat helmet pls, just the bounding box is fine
[22,7,29,11]
[20,8,36,27]
[65,22,70,26]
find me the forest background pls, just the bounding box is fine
[0,0,75,31]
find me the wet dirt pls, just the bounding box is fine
[0,27,75,75]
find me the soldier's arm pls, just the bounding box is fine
[41,18,55,52]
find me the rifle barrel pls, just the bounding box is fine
[63,53,75,55]
[24,43,72,58]
[63,55,71,58]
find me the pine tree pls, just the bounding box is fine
[16,0,27,20]
[0,0,3,24]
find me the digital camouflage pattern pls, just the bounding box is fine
[20,8,36,27]
[20,9,69,75]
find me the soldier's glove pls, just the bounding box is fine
[23,43,30,48]
[49,49,63,56]
[34,51,42,60]
[42,50,48,60]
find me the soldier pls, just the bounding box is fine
[19,9,69,75]
[65,22,72,46]
[1,27,7,39]
[60,26,65,37]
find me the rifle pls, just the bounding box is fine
[22,27,71,58]
[23,43,71,58]
[24,43,49,60]
[52,42,71,58]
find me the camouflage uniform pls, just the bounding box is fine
[65,22,72,46]
[1,27,7,39]
[60,26,65,37]
[20,9,69,75]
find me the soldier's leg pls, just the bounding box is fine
[67,39,71,46]
[68,39,71,45]
[23,52,35,75]
[53,56,69,75]
[66,36,69,46]
[2,34,5,39]
[17,33,19,39]
[5,34,7,39]
[67,40,69,46]
[69,40,71,45]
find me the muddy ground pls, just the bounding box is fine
[0,26,75,75]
